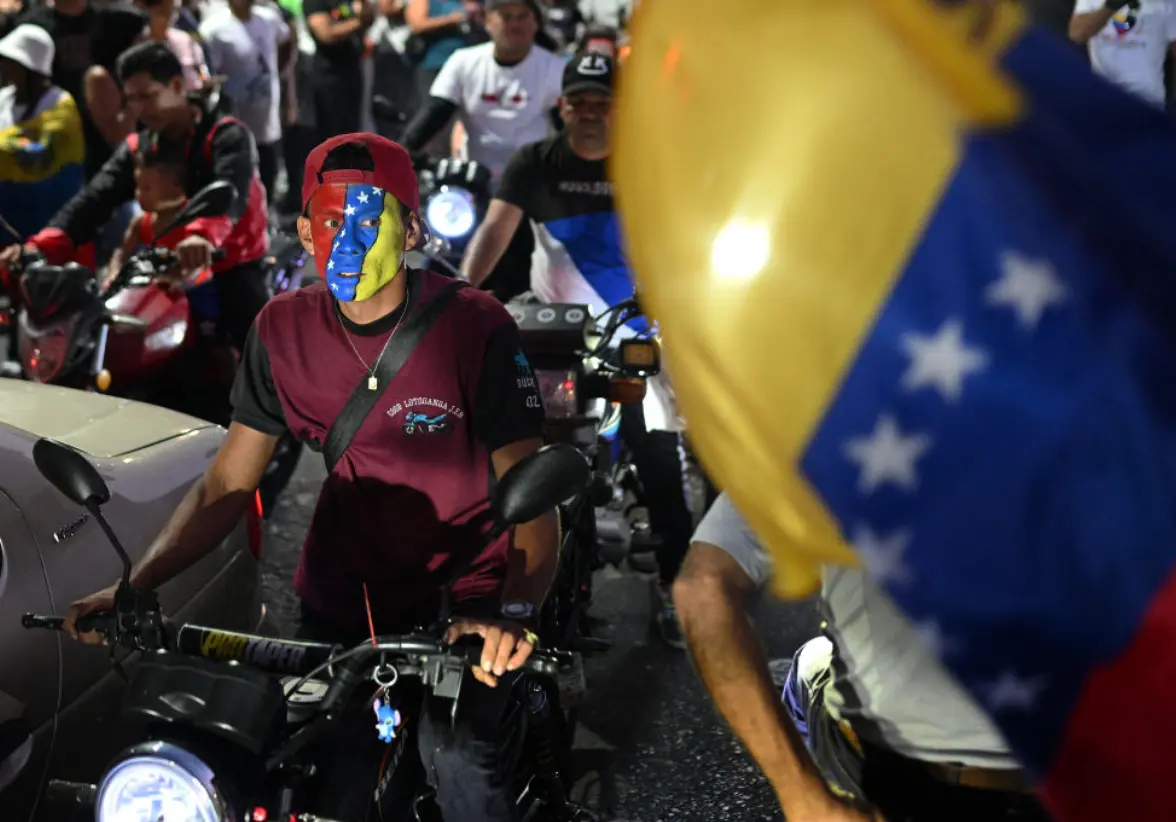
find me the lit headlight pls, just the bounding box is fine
[425,187,477,239]
[97,742,227,822]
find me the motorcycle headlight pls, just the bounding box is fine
[17,312,76,382]
[425,187,477,239]
[97,742,227,822]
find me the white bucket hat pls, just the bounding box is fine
[0,24,55,78]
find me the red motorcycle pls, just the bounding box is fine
[3,182,304,513]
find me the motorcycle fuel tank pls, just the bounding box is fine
[103,284,195,381]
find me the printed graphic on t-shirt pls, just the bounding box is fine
[387,396,465,435]
[480,81,530,111]
[1111,6,1140,36]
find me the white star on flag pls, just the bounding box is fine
[357,191,369,203]
[327,260,335,270]
[909,619,956,659]
[900,319,989,403]
[330,281,338,291]
[345,205,356,216]
[986,251,1068,330]
[372,186,383,195]
[843,415,933,494]
[340,229,346,237]
[984,671,1046,712]
[851,524,913,586]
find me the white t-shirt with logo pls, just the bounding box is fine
[1074,0,1176,107]
[199,4,291,145]
[429,42,565,177]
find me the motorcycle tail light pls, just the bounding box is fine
[18,314,74,382]
[607,376,647,405]
[536,369,577,418]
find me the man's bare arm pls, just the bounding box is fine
[131,424,279,590]
[673,543,874,821]
[1070,6,1115,42]
[461,199,524,287]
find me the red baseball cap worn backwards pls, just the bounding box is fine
[302,132,419,214]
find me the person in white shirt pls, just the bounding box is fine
[1070,0,1176,108]
[672,493,1052,822]
[402,0,563,300]
[200,0,292,199]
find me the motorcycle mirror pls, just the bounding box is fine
[492,444,590,528]
[32,438,134,588]
[152,181,238,242]
[33,438,111,508]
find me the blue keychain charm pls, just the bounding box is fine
[373,697,402,743]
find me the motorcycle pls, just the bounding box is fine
[509,296,662,652]
[1,182,303,515]
[403,411,452,435]
[23,437,598,822]
[415,156,492,275]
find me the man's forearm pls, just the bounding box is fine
[461,222,510,286]
[680,592,833,815]
[1069,8,1113,43]
[500,509,560,607]
[130,471,255,590]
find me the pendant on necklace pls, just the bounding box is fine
[368,376,378,391]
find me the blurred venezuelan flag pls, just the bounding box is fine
[614,1,1176,820]
[0,90,84,241]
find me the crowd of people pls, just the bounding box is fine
[0,0,1141,820]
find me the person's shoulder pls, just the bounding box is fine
[257,282,330,339]
[254,3,284,24]
[101,5,149,27]
[420,270,514,329]
[450,41,493,66]
[16,6,52,27]
[533,45,566,69]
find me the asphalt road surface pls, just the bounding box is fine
[261,452,821,822]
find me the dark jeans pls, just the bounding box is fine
[313,68,363,145]
[295,602,523,822]
[620,402,694,585]
[214,258,271,351]
[860,740,1053,821]
[281,124,316,214]
[257,140,280,207]
[482,218,533,303]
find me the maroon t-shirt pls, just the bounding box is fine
[230,269,545,631]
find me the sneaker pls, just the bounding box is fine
[653,582,686,650]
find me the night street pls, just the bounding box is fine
[261,452,821,822]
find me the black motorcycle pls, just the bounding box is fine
[509,297,662,653]
[24,438,597,822]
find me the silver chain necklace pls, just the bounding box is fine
[335,281,410,391]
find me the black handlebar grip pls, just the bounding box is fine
[21,613,64,630]
[75,611,116,635]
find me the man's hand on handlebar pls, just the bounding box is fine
[175,235,216,280]
[62,583,118,645]
[0,242,29,271]
[444,618,538,688]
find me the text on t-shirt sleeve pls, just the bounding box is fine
[474,322,546,452]
[230,323,289,436]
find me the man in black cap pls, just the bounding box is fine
[462,52,700,650]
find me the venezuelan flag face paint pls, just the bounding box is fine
[308,183,406,302]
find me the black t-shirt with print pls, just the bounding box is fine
[20,4,147,178]
[496,132,612,223]
[301,0,363,78]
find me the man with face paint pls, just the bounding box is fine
[61,133,557,822]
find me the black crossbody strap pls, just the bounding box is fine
[322,279,469,473]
